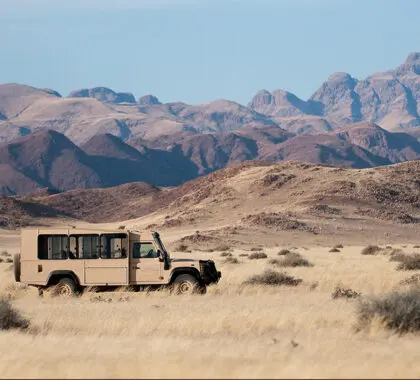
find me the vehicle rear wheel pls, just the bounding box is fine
[172,274,205,295]
[53,278,78,297]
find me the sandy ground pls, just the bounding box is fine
[1,223,420,378]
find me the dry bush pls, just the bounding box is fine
[248,252,268,260]
[0,298,29,330]
[329,248,340,253]
[393,254,420,271]
[214,244,231,252]
[0,250,10,257]
[361,245,381,255]
[0,258,3,263]
[243,270,302,286]
[389,251,408,262]
[174,244,191,253]
[278,249,291,256]
[250,247,263,252]
[414,245,420,249]
[334,244,344,249]
[238,253,249,257]
[275,252,313,268]
[400,274,420,286]
[357,290,420,334]
[5,258,12,263]
[223,257,240,264]
[268,258,281,266]
[220,252,232,257]
[332,284,361,299]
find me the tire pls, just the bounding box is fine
[53,277,78,297]
[13,254,21,282]
[172,274,205,295]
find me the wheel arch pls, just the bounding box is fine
[46,270,81,287]
[169,267,201,284]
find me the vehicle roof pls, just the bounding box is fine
[20,227,143,234]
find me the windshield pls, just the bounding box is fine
[152,232,169,258]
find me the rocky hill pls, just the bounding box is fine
[1,52,420,146]
[0,123,419,196]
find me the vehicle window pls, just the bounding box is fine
[38,235,69,260]
[69,235,100,259]
[132,242,158,259]
[100,234,128,259]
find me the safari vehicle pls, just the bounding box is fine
[13,227,221,296]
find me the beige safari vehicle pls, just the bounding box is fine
[14,227,221,296]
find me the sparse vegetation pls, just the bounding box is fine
[0,298,29,330]
[248,252,268,260]
[223,257,240,264]
[0,258,3,263]
[357,290,420,334]
[220,252,232,257]
[414,245,420,249]
[0,250,10,257]
[392,253,420,271]
[238,253,249,257]
[332,284,361,299]
[361,245,381,255]
[400,274,420,286]
[214,244,231,252]
[243,270,302,286]
[334,244,344,249]
[5,258,12,264]
[174,244,192,253]
[329,247,340,253]
[250,247,263,252]
[274,251,313,267]
[278,249,291,256]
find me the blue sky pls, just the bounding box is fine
[0,0,418,105]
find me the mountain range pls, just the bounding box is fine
[0,52,420,195]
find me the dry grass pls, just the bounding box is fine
[357,290,420,334]
[248,252,268,260]
[2,236,420,378]
[271,252,313,268]
[331,284,361,299]
[391,253,420,271]
[243,270,302,286]
[0,298,29,330]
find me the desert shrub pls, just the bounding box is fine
[243,270,302,286]
[278,249,291,256]
[250,247,263,252]
[268,258,281,265]
[0,298,29,330]
[0,250,9,257]
[215,244,231,251]
[356,290,420,334]
[5,258,12,263]
[224,257,240,264]
[0,258,3,263]
[276,252,313,267]
[414,245,420,249]
[400,274,420,286]
[334,244,344,249]
[174,244,191,253]
[395,254,420,271]
[239,253,249,257]
[329,248,340,253]
[389,251,408,262]
[332,284,361,299]
[220,252,232,257]
[361,245,381,255]
[248,252,268,260]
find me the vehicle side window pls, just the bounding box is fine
[100,234,128,259]
[132,242,158,259]
[38,235,69,260]
[69,235,100,259]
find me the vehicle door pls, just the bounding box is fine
[129,241,162,284]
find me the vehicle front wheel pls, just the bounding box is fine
[53,278,78,297]
[172,274,205,295]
